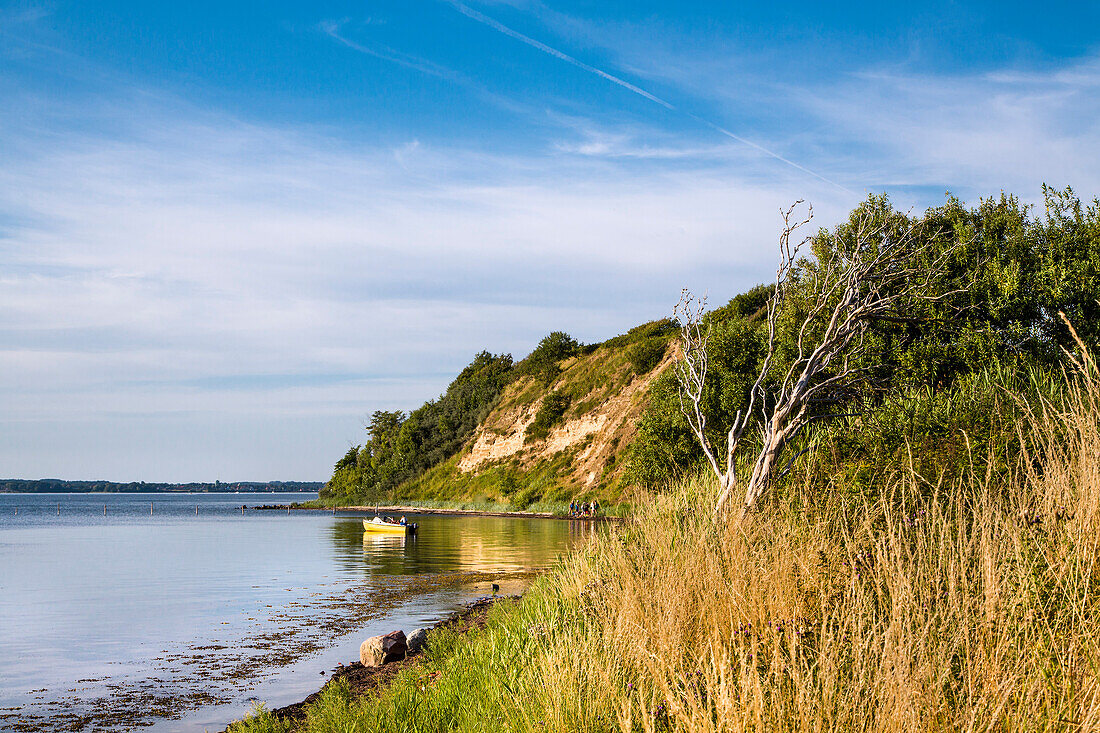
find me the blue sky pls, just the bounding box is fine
[1,0,1098,481]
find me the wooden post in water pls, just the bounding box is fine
[104,504,106,516]
[287,506,290,515]
[150,502,153,515]
[57,502,60,516]
[195,505,198,515]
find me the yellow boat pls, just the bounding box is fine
[363,516,417,535]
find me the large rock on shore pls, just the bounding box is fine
[407,628,428,653]
[359,630,407,667]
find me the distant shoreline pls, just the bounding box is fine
[0,480,322,494]
[0,490,319,494]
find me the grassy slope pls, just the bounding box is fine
[232,359,1100,732]
[385,332,669,512]
[311,321,671,513]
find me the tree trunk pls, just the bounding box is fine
[713,472,736,518]
[740,421,785,518]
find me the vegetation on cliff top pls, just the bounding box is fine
[627,188,1100,496]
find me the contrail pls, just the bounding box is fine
[446,1,856,196]
[689,115,858,195]
[320,20,453,79]
[449,2,673,110]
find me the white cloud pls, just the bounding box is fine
[797,58,1100,197]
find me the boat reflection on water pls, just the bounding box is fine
[329,513,596,577]
[362,531,408,549]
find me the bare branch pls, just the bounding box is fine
[673,290,723,482]
[673,200,970,520]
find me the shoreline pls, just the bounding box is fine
[224,596,510,732]
[255,503,623,521]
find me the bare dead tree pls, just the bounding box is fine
[675,201,962,519]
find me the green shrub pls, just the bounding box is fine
[499,470,520,497]
[599,318,678,350]
[511,484,542,509]
[627,337,668,375]
[525,392,572,443]
[517,331,579,386]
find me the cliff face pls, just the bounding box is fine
[393,323,676,508]
[457,346,674,489]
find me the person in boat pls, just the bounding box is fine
[592,498,599,516]
[399,516,407,526]
[569,500,576,516]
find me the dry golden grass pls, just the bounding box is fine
[529,351,1100,732]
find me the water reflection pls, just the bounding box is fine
[330,514,599,576]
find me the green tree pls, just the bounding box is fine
[323,352,515,503]
[520,331,580,386]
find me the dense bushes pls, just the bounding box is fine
[322,350,514,502]
[627,337,667,375]
[628,188,1100,490]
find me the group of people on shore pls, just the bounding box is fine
[569,498,599,517]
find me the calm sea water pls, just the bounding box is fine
[0,493,591,732]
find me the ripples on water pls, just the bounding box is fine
[0,493,594,732]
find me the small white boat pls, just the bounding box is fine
[362,516,417,535]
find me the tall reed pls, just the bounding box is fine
[552,350,1100,731]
